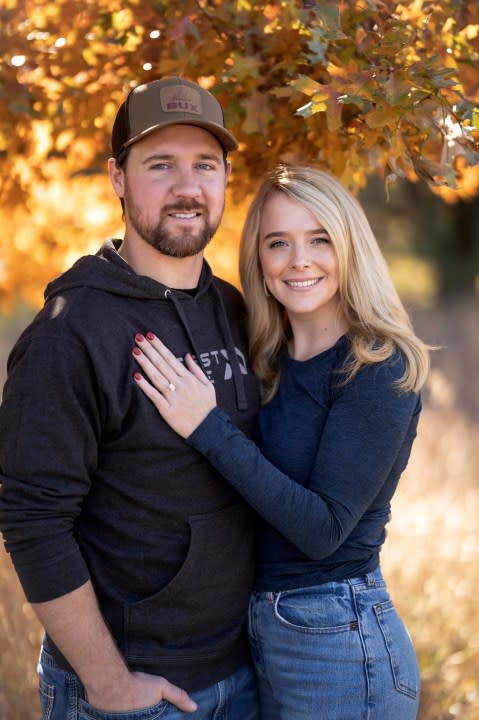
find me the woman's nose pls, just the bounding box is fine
[289,246,311,269]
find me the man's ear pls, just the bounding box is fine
[224,160,232,187]
[108,157,125,198]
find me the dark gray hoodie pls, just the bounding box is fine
[0,239,260,691]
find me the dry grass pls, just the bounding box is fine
[383,405,479,719]
[0,297,478,719]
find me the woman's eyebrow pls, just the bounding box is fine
[263,228,329,240]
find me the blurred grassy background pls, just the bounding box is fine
[0,176,478,718]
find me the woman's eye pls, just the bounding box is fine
[312,235,330,244]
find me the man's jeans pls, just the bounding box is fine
[38,644,259,720]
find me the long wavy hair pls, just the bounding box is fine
[239,165,430,403]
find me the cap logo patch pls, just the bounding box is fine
[160,85,202,115]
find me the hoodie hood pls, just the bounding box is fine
[45,238,214,303]
[44,239,249,411]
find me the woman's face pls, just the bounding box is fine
[259,192,341,323]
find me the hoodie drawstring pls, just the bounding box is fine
[211,285,248,411]
[168,287,248,412]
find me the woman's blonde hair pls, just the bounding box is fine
[239,165,430,403]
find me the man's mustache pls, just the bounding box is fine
[162,201,206,213]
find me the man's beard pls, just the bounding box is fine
[125,191,222,258]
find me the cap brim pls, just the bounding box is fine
[124,119,238,153]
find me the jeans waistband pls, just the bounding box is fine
[257,566,387,601]
[346,566,385,589]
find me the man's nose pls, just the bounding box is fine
[171,168,201,198]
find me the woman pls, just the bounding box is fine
[131,166,429,719]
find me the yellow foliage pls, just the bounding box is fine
[0,163,252,309]
[56,129,74,151]
[432,164,479,203]
[0,162,123,308]
[0,0,478,299]
[263,3,280,22]
[31,121,52,159]
[112,9,134,32]
[463,23,479,40]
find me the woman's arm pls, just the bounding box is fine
[133,333,420,559]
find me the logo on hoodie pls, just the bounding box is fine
[179,346,248,382]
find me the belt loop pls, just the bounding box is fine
[366,572,376,587]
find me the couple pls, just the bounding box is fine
[0,77,428,720]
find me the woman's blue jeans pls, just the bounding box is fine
[38,644,259,720]
[248,567,420,720]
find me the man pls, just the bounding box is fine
[0,77,260,719]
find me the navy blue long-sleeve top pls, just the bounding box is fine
[188,335,421,591]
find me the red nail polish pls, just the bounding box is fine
[133,372,142,382]
[146,332,155,341]
[135,333,145,343]
[132,347,141,356]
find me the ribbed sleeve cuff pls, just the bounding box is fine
[187,407,233,456]
[13,549,91,603]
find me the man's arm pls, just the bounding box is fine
[0,335,196,713]
[33,580,197,713]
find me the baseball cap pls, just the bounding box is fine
[112,77,238,160]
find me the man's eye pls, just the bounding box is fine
[197,163,215,171]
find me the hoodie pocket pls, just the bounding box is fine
[123,502,254,661]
